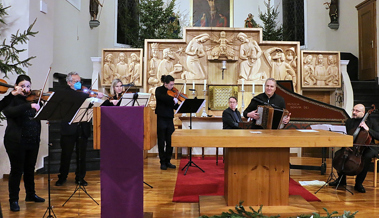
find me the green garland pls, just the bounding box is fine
[199,202,358,218]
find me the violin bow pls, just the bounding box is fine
[89,78,97,90]
[37,67,52,105]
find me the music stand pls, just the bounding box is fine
[120,92,151,107]
[175,98,206,175]
[62,97,104,206]
[34,91,102,217]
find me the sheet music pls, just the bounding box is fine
[69,97,104,124]
[34,92,55,119]
[120,92,151,107]
[310,124,346,134]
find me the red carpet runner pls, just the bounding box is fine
[173,157,320,203]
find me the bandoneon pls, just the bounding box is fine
[255,105,289,129]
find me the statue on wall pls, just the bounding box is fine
[244,13,259,28]
[103,53,115,84]
[89,0,103,21]
[116,52,130,84]
[303,55,316,86]
[237,32,263,81]
[185,33,210,80]
[210,31,235,60]
[264,47,297,88]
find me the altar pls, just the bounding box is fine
[172,129,351,211]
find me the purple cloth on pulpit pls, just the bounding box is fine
[100,106,144,217]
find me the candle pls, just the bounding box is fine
[183,83,186,94]
[204,80,206,90]
[222,60,226,69]
[241,79,244,91]
[252,82,255,93]
[192,81,195,89]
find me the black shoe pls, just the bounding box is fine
[354,184,366,193]
[10,201,20,212]
[329,179,346,187]
[55,179,67,186]
[75,179,88,186]
[166,163,176,169]
[25,194,45,202]
[160,164,167,170]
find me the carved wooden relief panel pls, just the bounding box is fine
[101,48,143,87]
[301,51,341,89]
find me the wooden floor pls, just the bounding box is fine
[1,157,379,217]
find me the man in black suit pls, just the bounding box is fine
[55,72,103,186]
[222,97,242,129]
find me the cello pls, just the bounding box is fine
[332,105,377,176]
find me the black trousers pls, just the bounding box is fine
[335,146,379,185]
[157,116,175,165]
[4,140,39,202]
[58,133,88,181]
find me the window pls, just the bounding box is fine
[282,0,305,46]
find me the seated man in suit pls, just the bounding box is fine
[222,96,242,129]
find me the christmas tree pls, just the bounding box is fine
[0,4,38,78]
[259,0,283,41]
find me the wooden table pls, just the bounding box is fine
[172,129,352,206]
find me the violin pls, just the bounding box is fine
[332,105,377,176]
[81,86,109,98]
[0,79,16,94]
[167,87,188,102]
[25,90,53,102]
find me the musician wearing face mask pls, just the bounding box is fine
[55,72,104,186]
[243,78,291,129]
[0,75,45,212]
[155,75,179,170]
[222,96,242,129]
[329,104,379,193]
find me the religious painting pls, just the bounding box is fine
[101,48,143,87]
[301,51,341,89]
[191,0,233,27]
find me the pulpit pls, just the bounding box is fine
[94,106,156,218]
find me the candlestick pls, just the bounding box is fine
[201,89,207,117]
[252,82,255,98]
[241,90,245,117]
[241,79,244,91]
[192,81,195,89]
[183,83,186,94]
[204,80,206,90]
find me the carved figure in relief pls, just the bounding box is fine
[210,31,235,60]
[285,47,297,69]
[264,47,297,88]
[314,54,327,85]
[157,48,175,81]
[148,43,161,109]
[185,33,210,80]
[116,53,130,84]
[237,32,263,81]
[103,53,115,84]
[326,55,339,85]
[129,53,141,84]
[303,55,316,86]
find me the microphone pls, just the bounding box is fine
[122,82,135,87]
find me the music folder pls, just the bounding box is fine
[175,98,205,114]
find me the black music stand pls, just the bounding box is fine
[63,98,103,206]
[176,98,206,175]
[34,91,94,217]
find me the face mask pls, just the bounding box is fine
[74,82,82,90]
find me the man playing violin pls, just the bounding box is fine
[56,72,104,186]
[329,104,379,193]
[155,75,179,170]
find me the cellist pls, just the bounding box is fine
[329,104,379,193]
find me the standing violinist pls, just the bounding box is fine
[155,75,179,170]
[0,75,45,212]
[329,104,379,193]
[55,72,104,186]
[102,79,123,106]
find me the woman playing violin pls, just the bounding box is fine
[155,75,179,170]
[0,75,45,212]
[329,104,379,193]
[102,79,123,106]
